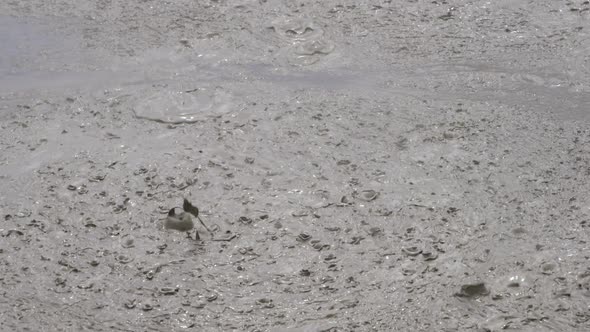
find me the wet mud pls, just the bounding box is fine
[1,1,590,331]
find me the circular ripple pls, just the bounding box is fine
[134,87,232,123]
[294,38,335,56]
[270,17,324,41]
[268,17,337,67]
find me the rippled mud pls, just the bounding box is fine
[1,1,590,331]
[133,86,232,123]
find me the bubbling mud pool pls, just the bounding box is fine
[133,86,232,123]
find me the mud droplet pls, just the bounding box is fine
[115,254,133,264]
[124,299,136,309]
[297,233,312,242]
[359,190,379,202]
[337,196,351,207]
[84,220,96,228]
[350,236,363,245]
[456,282,490,298]
[16,210,32,218]
[401,246,422,257]
[512,227,527,236]
[367,227,382,236]
[77,282,93,290]
[193,302,206,309]
[233,216,250,226]
[422,251,438,261]
[55,277,67,286]
[121,238,135,248]
[541,262,556,275]
[505,274,529,288]
[159,286,179,295]
[145,270,155,280]
[553,288,571,298]
[141,303,153,311]
[256,298,275,308]
[165,210,194,232]
[324,254,337,262]
[292,210,309,217]
[2,229,24,237]
[312,242,329,251]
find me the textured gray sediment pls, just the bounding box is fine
[1,1,589,331]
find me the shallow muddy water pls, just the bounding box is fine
[1,1,590,331]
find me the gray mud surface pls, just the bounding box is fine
[1,1,590,331]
